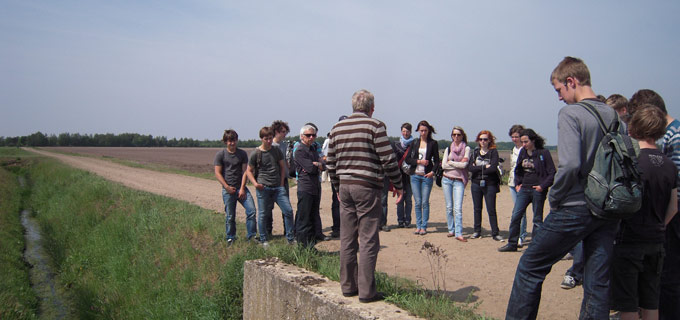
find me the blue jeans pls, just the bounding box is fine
[509,186,528,241]
[411,175,433,230]
[396,174,412,225]
[507,188,546,246]
[256,186,294,242]
[506,205,618,320]
[442,177,464,236]
[222,188,257,240]
[567,241,584,282]
[470,182,500,236]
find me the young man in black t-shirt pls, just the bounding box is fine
[610,105,678,320]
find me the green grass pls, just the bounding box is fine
[0,149,38,319]
[1,148,488,319]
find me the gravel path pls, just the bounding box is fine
[28,147,582,319]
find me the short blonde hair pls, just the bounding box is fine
[550,56,591,86]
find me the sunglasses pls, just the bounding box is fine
[452,133,462,137]
[303,133,316,138]
[478,138,489,141]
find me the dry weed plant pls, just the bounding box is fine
[420,241,449,293]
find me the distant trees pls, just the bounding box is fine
[0,131,553,150]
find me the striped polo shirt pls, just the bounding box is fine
[326,112,403,190]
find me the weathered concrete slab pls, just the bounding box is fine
[243,258,418,320]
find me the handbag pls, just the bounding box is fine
[434,162,443,187]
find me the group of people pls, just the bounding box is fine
[213,57,679,318]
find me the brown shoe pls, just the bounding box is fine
[455,236,467,242]
[447,233,455,238]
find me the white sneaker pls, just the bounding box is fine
[261,241,270,249]
[561,275,576,289]
[518,238,524,248]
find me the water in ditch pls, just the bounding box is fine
[19,176,69,319]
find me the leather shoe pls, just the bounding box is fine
[359,292,385,303]
[342,291,358,297]
[455,236,467,242]
[498,244,518,252]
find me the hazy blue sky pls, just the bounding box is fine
[2,1,679,143]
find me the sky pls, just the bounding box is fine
[2,1,679,144]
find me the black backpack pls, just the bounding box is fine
[287,142,297,178]
[579,102,643,220]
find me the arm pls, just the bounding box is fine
[467,149,483,174]
[278,159,286,187]
[549,107,583,209]
[246,165,262,189]
[214,166,236,194]
[404,140,419,166]
[295,147,319,175]
[425,141,440,178]
[539,149,557,191]
[442,147,455,170]
[665,189,678,226]
[239,163,249,200]
[450,146,471,169]
[326,133,339,190]
[514,150,525,187]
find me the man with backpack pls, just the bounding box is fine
[506,57,627,320]
[246,127,295,247]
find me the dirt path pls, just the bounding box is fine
[28,148,582,319]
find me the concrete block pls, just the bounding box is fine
[243,258,418,320]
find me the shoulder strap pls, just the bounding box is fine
[578,101,620,135]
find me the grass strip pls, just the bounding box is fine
[0,148,38,319]
[11,149,489,319]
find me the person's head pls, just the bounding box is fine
[551,56,591,104]
[259,126,274,147]
[451,126,467,144]
[520,128,545,150]
[629,89,666,116]
[476,130,496,149]
[352,89,375,115]
[605,94,629,118]
[299,124,317,146]
[416,120,436,141]
[401,122,412,139]
[270,120,290,140]
[222,129,238,150]
[596,95,606,102]
[628,104,667,142]
[508,124,525,148]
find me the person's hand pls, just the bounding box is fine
[485,164,491,169]
[424,172,434,179]
[393,188,404,204]
[238,188,247,200]
[533,185,543,192]
[255,183,264,190]
[419,159,429,166]
[226,185,237,194]
[515,185,521,192]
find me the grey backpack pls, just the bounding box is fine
[580,102,642,220]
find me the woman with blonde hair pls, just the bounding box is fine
[441,126,470,242]
[468,130,502,241]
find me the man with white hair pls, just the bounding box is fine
[326,89,403,303]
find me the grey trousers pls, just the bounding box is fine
[339,184,382,300]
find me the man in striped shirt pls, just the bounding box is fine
[326,89,403,303]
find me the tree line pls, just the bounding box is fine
[1,131,550,150]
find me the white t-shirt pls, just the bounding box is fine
[415,146,427,174]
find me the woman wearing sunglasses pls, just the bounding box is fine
[468,130,503,241]
[404,120,440,235]
[441,126,471,242]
